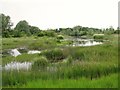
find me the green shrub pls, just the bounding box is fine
[42,48,65,62]
[93,34,104,40]
[114,30,120,34]
[37,31,56,37]
[56,39,61,43]
[57,35,64,39]
[45,31,56,37]
[37,32,44,37]
[32,56,48,70]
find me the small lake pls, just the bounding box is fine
[4,62,32,71]
[28,50,41,54]
[67,39,103,47]
[72,40,103,46]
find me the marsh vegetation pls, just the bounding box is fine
[1,14,119,88]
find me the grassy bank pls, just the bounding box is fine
[19,73,118,88]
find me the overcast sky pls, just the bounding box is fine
[0,0,119,29]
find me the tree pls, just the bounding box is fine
[108,26,114,34]
[37,31,45,37]
[114,27,120,34]
[29,26,41,35]
[12,30,26,37]
[15,20,31,36]
[0,14,13,37]
[73,25,82,31]
[44,30,56,37]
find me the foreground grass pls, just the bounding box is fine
[22,73,118,88]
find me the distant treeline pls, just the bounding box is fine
[0,14,119,38]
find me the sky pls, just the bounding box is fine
[0,0,119,29]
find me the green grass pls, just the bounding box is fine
[2,36,69,50]
[21,73,118,88]
[2,34,119,88]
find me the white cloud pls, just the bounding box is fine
[0,0,119,29]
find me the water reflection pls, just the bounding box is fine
[28,50,41,54]
[70,39,103,47]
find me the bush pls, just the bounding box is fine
[37,32,45,37]
[57,35,64,39]
[45,31,56,37]
[42,48,65,62]
[80,31,87,36]
[114,30,120,34]
[32,56,48,70]
[2,31,10,38]
[56,39,61,43]
[37,31,56,37]
[93,34,104,40]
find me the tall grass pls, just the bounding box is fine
[21,73,118,88]
[2,60,118,87]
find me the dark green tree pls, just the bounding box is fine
[114,27,120,34]
[73,25,82,31]
[29,26,41,35]
[15,20,31,36]
[0,14,13,37]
